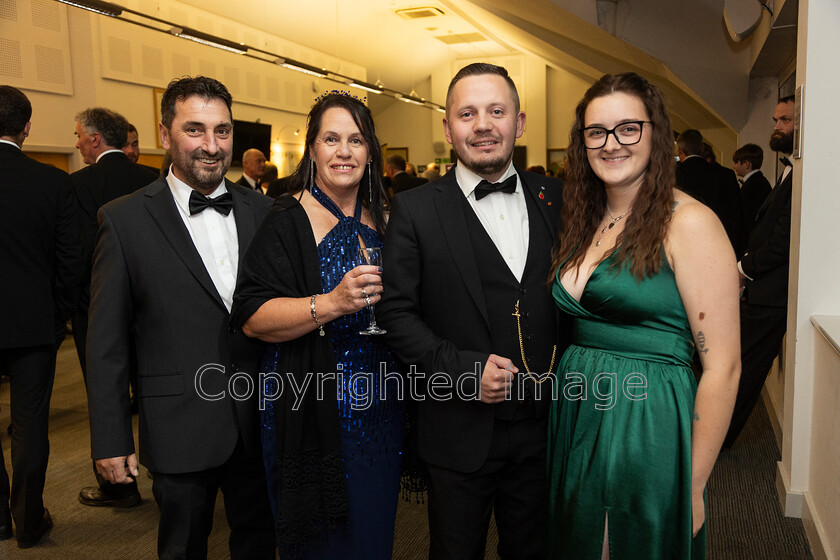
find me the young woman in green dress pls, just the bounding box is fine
[546,72,741,559]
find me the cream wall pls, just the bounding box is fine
[5,0,366,176]
[369,77,438,169]
[779,1,840,558]
[546,67,592,153]
[808,329,840,559]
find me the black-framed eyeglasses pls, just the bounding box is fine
[581,121,653,149]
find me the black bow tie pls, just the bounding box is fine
[474,175,517,200]
[779,156,792,167]
[189,191,233,216]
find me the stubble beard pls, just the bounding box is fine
[173,148,231,192]
[454,141,514,178]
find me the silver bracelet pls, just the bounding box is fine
[310,294,325,337]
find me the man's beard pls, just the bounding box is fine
[453,139,513,177]
[769,130,793,155]
[172,148,231,191]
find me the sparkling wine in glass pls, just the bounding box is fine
[358,247,386,336]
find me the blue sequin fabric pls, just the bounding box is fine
[261,186,404,559]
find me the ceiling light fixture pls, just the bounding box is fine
[54,0,446,113]
[169,26,246,54]
[400,95,425,106]
[55,0,122,17]
[274,58,326,78]
[349,80,384,95]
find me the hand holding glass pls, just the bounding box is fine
[358,247,386,335]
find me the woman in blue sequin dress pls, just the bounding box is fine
[231,93,403,559]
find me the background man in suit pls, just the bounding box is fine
[71,107,157,509]
[70,108,158,384]
[732,143,772,235]
[676,129,745,256]
[123,123,160,174]
[379,63,565,559]
[385,154,427,196]
[85,76,274,559]
[725,96,795,447]
[236,147,265,190]
[422,161,442,181]
[0,85,84,548]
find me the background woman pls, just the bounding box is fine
[231,93,402,559]
[546,73,740,558]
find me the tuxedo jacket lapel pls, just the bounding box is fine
[519,168,555,241]
[432,174,491,330]
[143,179,225,309]
[228,182,259,268]
[756,170,790,221]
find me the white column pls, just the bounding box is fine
[778,0,840,538]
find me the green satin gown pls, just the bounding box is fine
[547,252,706,559]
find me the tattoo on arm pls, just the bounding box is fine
[671,201,679,212]
[697,331,709,354]
[694,413,700,422]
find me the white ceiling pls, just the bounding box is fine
[175,0,516,94]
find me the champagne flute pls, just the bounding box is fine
[358,247,386,335]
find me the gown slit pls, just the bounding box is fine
[546,250,706,559]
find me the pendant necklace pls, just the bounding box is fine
[595,206,631,247]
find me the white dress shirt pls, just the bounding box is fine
[167,167,239,311]
[456,162,529,282]
[0,139,20,150]
[740,169,759,184]
[96,149,124,162]
[243,175,257,189]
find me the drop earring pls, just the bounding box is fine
[367,162,373,204]
[309,159,315,191]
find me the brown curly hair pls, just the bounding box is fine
[549,72,676,282]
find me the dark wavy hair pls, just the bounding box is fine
[289,93,387,236]
[75,107,129,149]
[160,76,232,129]
[550,72,676,282]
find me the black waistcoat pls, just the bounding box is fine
[461,180,557,420]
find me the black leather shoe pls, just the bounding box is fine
[78,486,141,508]
[16,508,52,549]
[0,508,11,540]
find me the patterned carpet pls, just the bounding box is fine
[0,337,813,559]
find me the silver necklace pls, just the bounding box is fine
[595,207,631,247]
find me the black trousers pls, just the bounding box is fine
[0,342,57,534]
[426,415,547,560]
[150,438,275,560]
[74,308,138,497]
[725,300,787,447]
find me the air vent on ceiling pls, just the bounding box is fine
[396,7,445,19]
[434,33,486,45]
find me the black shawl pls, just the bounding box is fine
[231,195,347,556]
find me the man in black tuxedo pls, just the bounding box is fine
[235,148,265,190]
[85,76,275,558]
[378,63,566,559]
[385,153,427,195]
[725,96,795,447]
[123,122,161,174]
[0,85,84,548]
[676,129,745,256]
[732,143,772,235]
[71,107,157,509]
[70,108,158,384]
